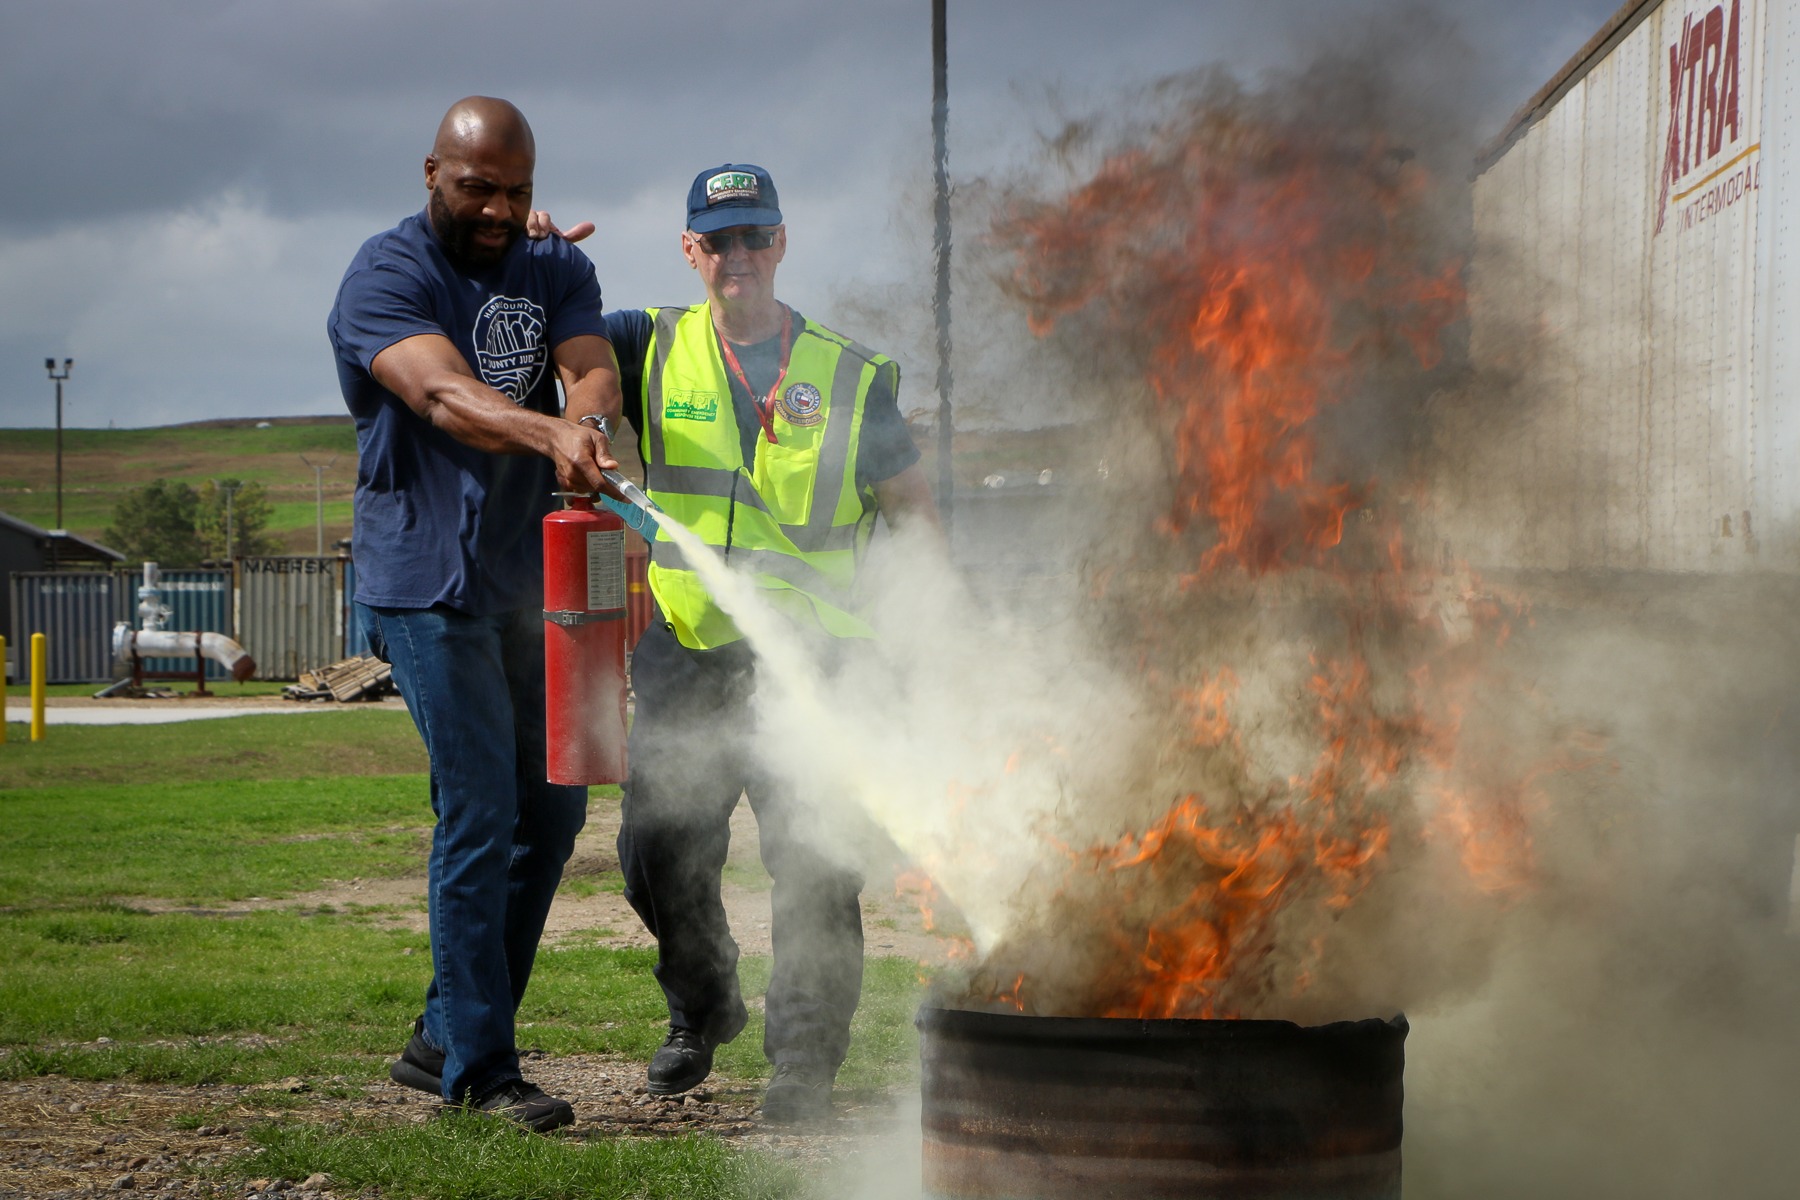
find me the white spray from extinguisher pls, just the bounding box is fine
[645,513,1060,954]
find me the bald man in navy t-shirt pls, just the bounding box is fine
[327,96,622,1133]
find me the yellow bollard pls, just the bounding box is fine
[30,632,47,742]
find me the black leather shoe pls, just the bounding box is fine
[647,1027,714,1096]
[456,1078,575,1133]
[388,1017,444,1095]
[761,1060,834,1124]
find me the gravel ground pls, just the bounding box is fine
[0,1056,912,1199]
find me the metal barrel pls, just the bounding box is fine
[918,1006,1406,1200]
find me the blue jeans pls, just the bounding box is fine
[357,601,587,1101]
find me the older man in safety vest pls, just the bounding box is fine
[566,162,939,1122]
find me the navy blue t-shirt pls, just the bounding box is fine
[328,210,606,614]
[604,307,920,488]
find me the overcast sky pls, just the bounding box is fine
[0,0,1623,431]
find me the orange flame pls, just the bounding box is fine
[922,88,1587,1021]
[1002,126,1462,575]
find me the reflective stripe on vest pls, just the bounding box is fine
[641,304,883,648]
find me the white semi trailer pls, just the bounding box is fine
[1444,0,1799,573]
[1447,0,1800,928]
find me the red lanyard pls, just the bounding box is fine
[718,307,793,446]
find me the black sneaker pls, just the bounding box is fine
[646,1027,714,1096]
[459,1078,575,1133]
[388,1017,444,1096]
[761,1060,834,1124]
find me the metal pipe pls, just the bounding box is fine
[112,624,256,683]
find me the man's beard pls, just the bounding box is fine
[429,187,521,269]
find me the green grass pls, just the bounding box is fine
[0,908,920,1091]
[264,498,354,534]
[0,710,428,789]
[235,1118,814,1200]
[0,418,359,546]
[0,707,928,1196]
[0,775,430,906]
[0,908,429,1071]
[556,875,627,899]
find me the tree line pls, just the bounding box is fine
[104,479,278,566]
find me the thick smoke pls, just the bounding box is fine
[699,10,1799,1198]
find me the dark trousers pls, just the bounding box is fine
[618,621,864,1069]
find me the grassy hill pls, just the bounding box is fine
[0,413,1095,557]
[0,416,360,555]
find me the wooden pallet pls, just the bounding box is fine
[282,655,395,702]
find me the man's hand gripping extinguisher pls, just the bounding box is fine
[543,493,629,784]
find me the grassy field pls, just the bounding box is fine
[0,710,926,1197]
[0,413,1094,559]
[0,417,360,555]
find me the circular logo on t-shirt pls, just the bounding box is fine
[779,382,823,426]
[474,296,547,403]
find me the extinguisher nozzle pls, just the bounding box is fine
[598,470,662,538]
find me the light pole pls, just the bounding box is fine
[44,357,73,530]
[299,454,337,555]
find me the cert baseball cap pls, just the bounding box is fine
[687,164,783,233]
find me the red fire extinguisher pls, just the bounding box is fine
[543,494,629,784]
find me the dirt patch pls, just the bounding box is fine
[127,799,957,964]
[0,1060,911,1200]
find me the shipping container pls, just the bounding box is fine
[7,571,120,683]
[1443,0,1800,574]
[236,556,347,680]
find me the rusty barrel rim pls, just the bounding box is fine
[917,1004,1408,1042]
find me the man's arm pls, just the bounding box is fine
[555,334,628,493]
[370,333,617,492]
[872,463,945,540]
[557,333,623,431]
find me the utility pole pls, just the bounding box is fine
[44,357,73,530]
[931,0,955,536]
[218,481,241,562]
[299,455,337,555]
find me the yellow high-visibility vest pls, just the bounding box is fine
[639,303,889,649]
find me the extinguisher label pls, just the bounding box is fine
[586,529,627,612]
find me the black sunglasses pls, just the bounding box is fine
[691,228,779,255]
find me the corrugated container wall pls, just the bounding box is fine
[342,560,372,658]
[8,571,119,683]
[1449,0,1800,574]
[236,557,346,680]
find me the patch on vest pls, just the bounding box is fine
[779,382,823,426]
[473,296,547,403]
[665,390,720,422]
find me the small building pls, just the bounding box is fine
[0,510,123,675]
